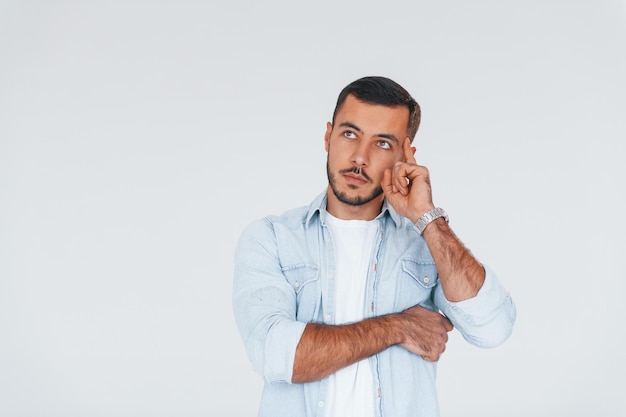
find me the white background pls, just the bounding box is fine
[1,1,625,416]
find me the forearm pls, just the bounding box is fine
[422,218,484,302]
[292,315,401,383]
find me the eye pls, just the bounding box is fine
[343,131,357,139]
[377,140,391,150]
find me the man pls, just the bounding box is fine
[233,76,516,417]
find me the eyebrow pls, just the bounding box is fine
[338,122,400,144]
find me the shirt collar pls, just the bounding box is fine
[305,191,403,229]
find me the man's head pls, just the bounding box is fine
[324,76,421,220]
[332,76,421,142]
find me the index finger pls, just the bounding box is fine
[403,137,417,164]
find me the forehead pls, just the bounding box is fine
[334,95,410,136]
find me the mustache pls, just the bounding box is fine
[339,166,372,182]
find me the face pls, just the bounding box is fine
[324,94,410,218]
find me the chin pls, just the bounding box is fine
[331,185,383,207]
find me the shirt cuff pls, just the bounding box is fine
[435,264,510,326]
[263,319,307,384]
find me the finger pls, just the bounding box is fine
[392,163,409,195]
[382,168,396,195]
[393,162,420,195]
[403,137,417,164]
[398,162,431,189]
[443,317,454,332]
[396,164,413,194]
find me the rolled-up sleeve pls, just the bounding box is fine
[232,219,306,383]
[434,265,516,348]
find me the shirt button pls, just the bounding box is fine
[318,401,325,408]
[324,315,331,323]
[328,273,334,280]
[294,281,300,288]
[423,276,430,284]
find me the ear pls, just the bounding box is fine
[406,136,417,157]
[324,122,332,152]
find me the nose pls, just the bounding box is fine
[351,141,369,168]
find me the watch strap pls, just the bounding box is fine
[414,207,449,234]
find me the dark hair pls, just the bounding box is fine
[332,76,421,141]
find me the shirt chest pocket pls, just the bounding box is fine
[398,259,439,309]
[281,263,320,322]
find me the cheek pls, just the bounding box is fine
[327,142,351,163]
[369,154,400,180]
[378,152,402,170]
[326,151,346,175]
[326,148,340,166]
[369,163,390,182]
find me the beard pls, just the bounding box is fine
[327,159,384,206]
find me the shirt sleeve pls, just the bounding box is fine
[433,264,516,348]
[232,219,307,384]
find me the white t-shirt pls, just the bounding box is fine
[324,214,378,417]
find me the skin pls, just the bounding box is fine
[292,94,485,383]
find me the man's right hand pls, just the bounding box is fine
[398,305,453,361]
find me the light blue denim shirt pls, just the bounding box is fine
[233,192,516,417]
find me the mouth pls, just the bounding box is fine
[339,166,371,181]
[343,172,369,185]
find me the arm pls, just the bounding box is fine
[382,138,515,347]
[382,138,484,302]
[293,304,453,383]
[421,218,516,346]
[233,219,309,384]
[421,218,484,302]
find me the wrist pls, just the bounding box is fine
[408,205,435,224]
[372,313,405,346]
[414,207,449,235]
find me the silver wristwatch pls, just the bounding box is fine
[414,207,449,235]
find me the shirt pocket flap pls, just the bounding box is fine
[281,263,319,294]
[401,259,438,289]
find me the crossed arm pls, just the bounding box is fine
[292,304,453,383]
[292,138,488,383]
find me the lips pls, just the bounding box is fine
[343,173,368,185]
